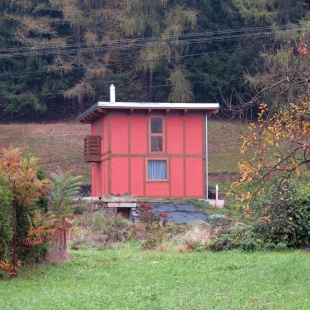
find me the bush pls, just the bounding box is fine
[86,211,135,245]
[251,180,310,248]
[0,177,13,269]
[73,205,87,215]
[208,214,229,226]
[143,221,187,250]
[206,222,261,252]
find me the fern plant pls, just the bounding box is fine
[48,168,82,261]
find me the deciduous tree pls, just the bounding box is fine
[0,145,50,275]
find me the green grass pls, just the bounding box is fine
[1,246,310,309]
[208,120,247,174]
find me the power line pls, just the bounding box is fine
[0,39,290,78]
[0,24,302,58]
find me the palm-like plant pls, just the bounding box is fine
[48,168,82,261]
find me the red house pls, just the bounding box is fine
[78,85,219,199]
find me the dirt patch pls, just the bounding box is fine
[208,173,239,183]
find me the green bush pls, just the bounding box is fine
[251,180,310,248]
[73,205,87,215]
[206,222,261,252]
[0,177,13,264]
[143,221,186,250]
[86,211,134,244]
[208,214,229,226]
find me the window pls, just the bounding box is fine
[150,117,164,152]
[148,160,167,180]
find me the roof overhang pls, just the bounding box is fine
[78,101,220,123]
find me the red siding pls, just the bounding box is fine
[130,115,147,154]
[170,158,184,197]
[146,182,169,197]
[89,112,206,199]
[111,115,128,154]
[185,158,204,197]
[102,116,108,154]
[100,160,108,195]
[167,116,184,154]
[91,163,101,197]
[130,157,144,196]
[185,116,203,154]
[111,158,129,195]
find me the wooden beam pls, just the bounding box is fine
[130,108,134,114]
[148,108,152,114]
[183,109,188,114]
[166,108,170,114]
[207,108,219,116]
[97,108,107,113]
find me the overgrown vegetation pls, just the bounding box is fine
[230,89,310,249]
[0,146,50,276]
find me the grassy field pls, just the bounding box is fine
[0,118,246,184]
[1,246,310,309]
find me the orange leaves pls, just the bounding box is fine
[0,260,22,276]
[230,95,310,215]
[0,145,51,207]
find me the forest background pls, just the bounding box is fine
[1,0,310,122]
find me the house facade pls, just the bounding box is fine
[78,85,219,199]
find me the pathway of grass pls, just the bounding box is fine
[1,246,310,309]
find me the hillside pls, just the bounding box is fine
[0,119,245,184]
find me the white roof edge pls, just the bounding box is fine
[97,102,219,109]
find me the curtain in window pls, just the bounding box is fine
[151,136,163,152]
[148,160,167,179]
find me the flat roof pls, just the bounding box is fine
[78,101,220,123]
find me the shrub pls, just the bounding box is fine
[143,224,166,250]
[251,180,310,248]
[86,211,134,245]
[178,221,215,252]
[208,214,229,226]
[206,222,261,252]
[142,221,186,250]
[73,205,87,215]
[0,177,13,276]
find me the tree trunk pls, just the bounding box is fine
[75,25,84,113]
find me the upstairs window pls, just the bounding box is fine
[150,117,164,152]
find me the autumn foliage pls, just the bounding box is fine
[230,92,310,246]
[0,145,50,276]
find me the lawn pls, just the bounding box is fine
[1,246,310,309]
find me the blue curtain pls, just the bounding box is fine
[148,160,167,179]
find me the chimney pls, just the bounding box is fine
[110,83,115,102]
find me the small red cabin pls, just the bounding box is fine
[78,85,219,199]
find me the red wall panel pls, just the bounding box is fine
[111,158,129,195]
[185,116,203,154]
[130,115,147,154]
[170,158,184,197]
[185,158,204,197]
[102,116,108,154]
[91,163,101,197]
[146,182,169,197]
[100,160,108,195]
[111,115,128,154]
[130,157,144,196]
[167,116,184,154]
